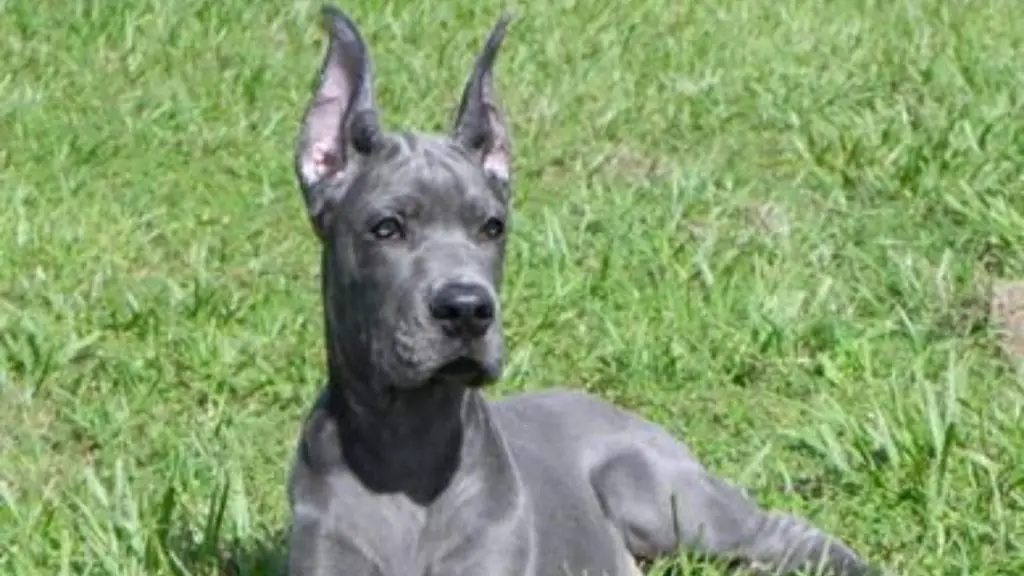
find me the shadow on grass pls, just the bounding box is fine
[165,527,288,576]
[149,479,289,576]
[218,530,289,576]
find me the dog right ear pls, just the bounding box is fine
[295,5,382,233]
[452,13,513,194]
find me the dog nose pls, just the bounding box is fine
[430,282,495,338]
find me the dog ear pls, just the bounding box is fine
[295,5,382,230]
[452,13,513,191]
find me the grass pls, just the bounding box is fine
[2,0,1023,573]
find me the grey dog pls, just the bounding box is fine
[285,5,882,575]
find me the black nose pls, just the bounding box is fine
[429,282,495,338]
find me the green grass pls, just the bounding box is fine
[2,0,1023,573]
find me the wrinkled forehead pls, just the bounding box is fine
[357,132,502,207]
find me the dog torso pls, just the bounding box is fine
[288,387,638,576]
[492,390,652,576]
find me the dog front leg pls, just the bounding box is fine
[590,445,881,576]
[288,517,380,576]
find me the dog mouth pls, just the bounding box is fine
[431,356,494,386]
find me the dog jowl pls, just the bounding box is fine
[295,6,513,393]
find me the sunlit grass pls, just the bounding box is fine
[2,0,1023,573]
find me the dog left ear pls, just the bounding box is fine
[452,14,513,191]
[295,5,382,234]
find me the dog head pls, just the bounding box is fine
[294,5,513,391]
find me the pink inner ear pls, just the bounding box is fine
[482,104,510,183]
[483,151,509,183]
[312,143,343,181]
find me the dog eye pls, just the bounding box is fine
[370,217,403,240]
[481,218,505,240]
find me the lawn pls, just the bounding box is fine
[2,0,1023,573]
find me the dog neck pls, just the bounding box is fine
[321,320,491,506]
